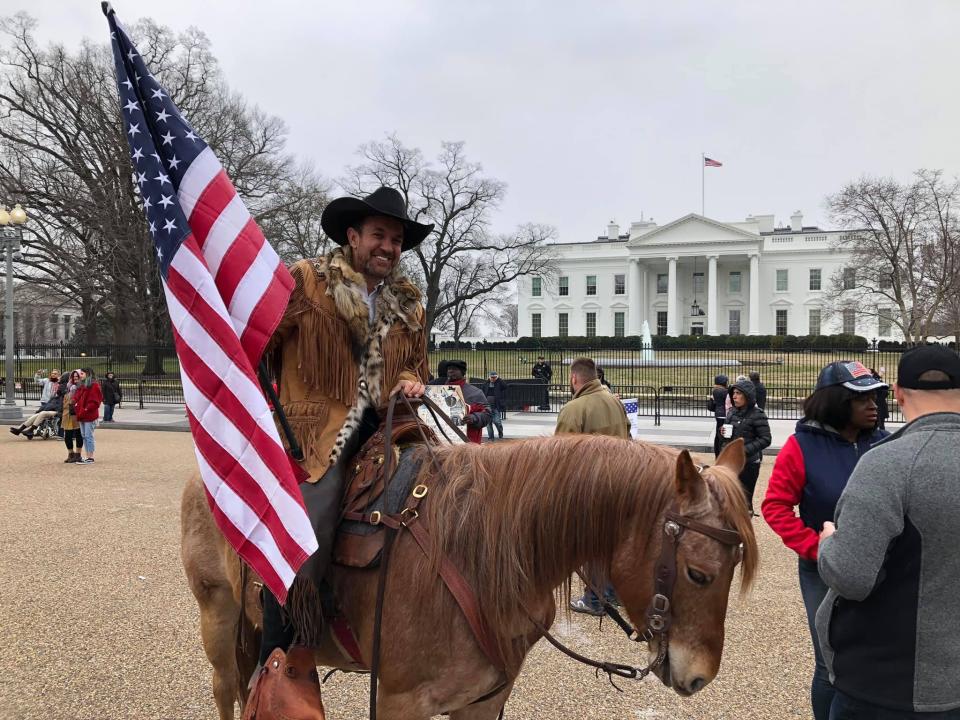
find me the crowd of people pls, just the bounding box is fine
[8,367,111,464]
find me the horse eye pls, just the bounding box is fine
[686,567,712,586]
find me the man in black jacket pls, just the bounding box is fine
[720,377,771,513]
[708,374,729,457]
[749,371,767,411]
[483,371,507,440]
[532,355,553,410]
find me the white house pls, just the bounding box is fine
[519,211,901,340]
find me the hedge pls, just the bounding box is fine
[466,334,870,351]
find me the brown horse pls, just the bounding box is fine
[181,434,757,720]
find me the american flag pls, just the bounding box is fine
[620,398,640,440]
[104,5,317,603]
[704,157,723,167]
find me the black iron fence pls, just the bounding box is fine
[2,341,940,422]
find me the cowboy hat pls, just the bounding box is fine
[321,186,434,251]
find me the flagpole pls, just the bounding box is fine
[701,152,705,216]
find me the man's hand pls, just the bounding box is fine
[391,379,425,398]
[819,521,836,544]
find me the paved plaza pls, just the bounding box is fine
[1,428,815,719]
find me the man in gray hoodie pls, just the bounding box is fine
[816,345,960,718]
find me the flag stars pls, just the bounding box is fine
[149,220,157,236]
[121,78,133,90]
[126,48,137,61]
[163,218,177,235]
[155,108,171,123]
[160,131,175,146]
[127,123,140,138]
[131,147,144,162]
[123,98,139,114]
[155,171,171,186]
[142,196,153,211]
[150,151,161,163]
[184,130,198,143]
[158,194,174,209]
[136,171,148,186]
[151,87,166,100]
[167,155,181,170]
[157,246,163,261]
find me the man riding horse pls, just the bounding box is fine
[246,187,433,719]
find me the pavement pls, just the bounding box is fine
[92,404,903,454]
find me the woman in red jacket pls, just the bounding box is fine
[761,361,887,720]
[74,367,103,465]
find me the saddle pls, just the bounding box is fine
[333,400,438,568]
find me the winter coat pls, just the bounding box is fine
[762,420,887,561]
[101,377,123,405]
[482,378,508,412]
[269,249,429,478]
[555,380,630,438]
[707,387,728,419]
[531,361,553,382]
[720,379,771,464]
[74,381,103,422]
[61,385,79,431]
[754,381,767,410]
[448,379,492,444]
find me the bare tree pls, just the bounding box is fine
[342,135,556,334]
[825,170,960,345]
[0,13,329,344]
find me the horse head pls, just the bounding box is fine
[610,438,757,697]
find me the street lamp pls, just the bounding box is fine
[1,203,27,420]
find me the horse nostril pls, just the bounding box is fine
[689,676,706,693]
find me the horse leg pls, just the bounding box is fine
[448,682,515,720]
[197,585,243,720]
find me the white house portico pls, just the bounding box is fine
[520,211,900,340]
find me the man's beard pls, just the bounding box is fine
[364,253,396,278]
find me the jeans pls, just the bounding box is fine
[104,403,115,421]
[486,408,503,439]
[80,421,96,454]
[799,558,835,720]
[830,690,960,719]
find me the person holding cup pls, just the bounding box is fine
[718,377,771,515]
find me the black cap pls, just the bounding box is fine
[447,359,467,373]
[815,360,888,393]
[897,346,960,390]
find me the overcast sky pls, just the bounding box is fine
[17,0,960,242]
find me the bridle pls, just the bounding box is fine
[535,468,744,686]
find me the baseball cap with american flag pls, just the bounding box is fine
[815,361,887,393]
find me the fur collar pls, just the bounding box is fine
[314,247,422,344]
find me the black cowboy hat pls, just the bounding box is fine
[321,186,434,251]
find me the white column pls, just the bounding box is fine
[639,264,648,331]
[628,258,642,336]
[748,253,760,335]
[667,256,678,336]
[707,255,718,336]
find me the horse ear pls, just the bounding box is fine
[675,449,707,507]
[715,437,746,475]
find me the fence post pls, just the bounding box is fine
[654,387,661,427]
[138,379,144,409]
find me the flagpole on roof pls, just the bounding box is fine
[701,152,705,216]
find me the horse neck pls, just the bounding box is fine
[491,437,676,599]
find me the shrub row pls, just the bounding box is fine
[451,334,871,351]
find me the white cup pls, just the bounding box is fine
[721,423,734,438]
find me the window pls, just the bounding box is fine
[656,274,668,294]
[586,275,597,296]
[63,315,71,340]
[878,308,893,336]
[691,324,704,336]
[614,311,625,337]
[776,269,789,292]
[614,274,625,295]
[808,308,821,336]
[729,310,741,335]
[693,272,705,295]
[586,312,597,337]
[729,271,742,293]
[843,267,856,290]
[558,276,569,296]
[775,309,788,336]
[558,313,569,338]
[809,268,822,291]
[843,309,856,335]
[531,313,541,338]
[531,276,541,297]
[879,273,894,290]
[656,311,668,336]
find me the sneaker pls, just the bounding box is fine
[569,597,604,617]
[77,457,95,464]
[23,429,35,439]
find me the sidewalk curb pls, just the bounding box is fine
[100,423,190,433]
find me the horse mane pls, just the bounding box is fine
[414,434,756,673]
